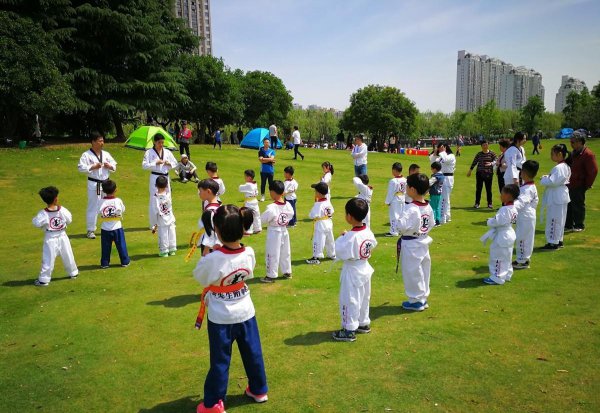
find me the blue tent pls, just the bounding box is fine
[557,128,574,139]
[240,128,282,149]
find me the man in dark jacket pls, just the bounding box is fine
[565,133,598,232]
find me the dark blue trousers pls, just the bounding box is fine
[100,228,130,267]
[204,317,268,408]
[287,198,297,226]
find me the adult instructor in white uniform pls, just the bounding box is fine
[142,133,177,227]
[78,131,117,239]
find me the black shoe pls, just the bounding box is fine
[558,241,564,248]
[541,243,558,250]
[332,329,356,342]
[356,325,371,334]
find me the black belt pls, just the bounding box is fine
[88,177,106,183]
[517,167,522,171]
[152,172,168,176]
[443,173,454,176]
[401,236,418,240]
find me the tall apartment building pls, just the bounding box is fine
[555,75,587,113]
[456,50,544,112]
[174,0,212,56]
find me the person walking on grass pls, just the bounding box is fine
[292,126,304,160]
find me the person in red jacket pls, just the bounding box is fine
[565,133,598,232]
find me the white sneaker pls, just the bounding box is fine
[260,196,265,202]
[86,231,96,239]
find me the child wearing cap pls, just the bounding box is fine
[174,154,198,183]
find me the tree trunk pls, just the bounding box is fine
[112,112,126,141]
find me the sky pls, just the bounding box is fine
[211,0,600,113]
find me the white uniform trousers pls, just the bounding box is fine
[265,227,291,279]
[313,227,335,259]
[515,215,535,263]
[363,206,371,228]
[245,203,261,234]
[488,242,513,284]
[339,270,371,331]
[545,204,568,244]
[148,174,170,226]
[39,233,78,283]
[440,176,454,224]
[401,241,431,304]
[157,223,177,254]
[86,182,103,231]
[388,202,404,235]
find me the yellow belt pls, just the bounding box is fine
[313,216,330,222]
[395,192,405,196]
[101,217,121,221]
[245,196,257,201]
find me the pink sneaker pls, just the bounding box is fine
[245,386,268,403]
[197,399,226,413]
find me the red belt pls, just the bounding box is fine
[195,283,247,329]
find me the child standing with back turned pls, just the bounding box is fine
[385,162,407,237]
[238,169,261,235]
[332,198,377,342]
[540,144,571,250]
[32,186,79,286]
[98,179,130,268]
[150,175,177,257]
[193,205,268,413]
[513,160,539,269]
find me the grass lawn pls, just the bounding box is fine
[1,140,599,413]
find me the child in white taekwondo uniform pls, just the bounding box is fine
[385,162,407,237]
[434,144,456,224]
[78,132,116,239]
[239,169,261,235]
[396,174,435,311]
[513,160,540,269]
[481,184,519,285]
[352,175,373,227]
[193,205,268,413]
[306,182,336,265]
[197,179,222,255]
[260,180,294,283]
[332,198,378,342]
[32,186,78,286]
[320,161,334,200]
[142,133,177,227]
[206,162,226,200]
[97,180,131,268]
[150,176,177,257]
[540,144,572,250]
[283,166,299,227]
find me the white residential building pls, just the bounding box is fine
[456,50,544,112]
[174,0,212,56]
[555,75,587,113]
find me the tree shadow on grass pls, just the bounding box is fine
[138,394,254,412]
[129,253,158,261]
[2,276,72,287]
[147,294,199,308]
[471,221,488,226]
[370,302,416,320]
[284,331,333,346]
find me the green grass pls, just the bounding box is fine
[1,141,599,412]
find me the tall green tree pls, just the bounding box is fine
[241,71,293,128]
[520,95,545,137]
[475,100,501,137]
[181,55,243,142]
[341,85,417,146]
[0,11,80,138]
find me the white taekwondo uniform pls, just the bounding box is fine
[239,181,261,233]
[261,200,294,279]
[541,162,571,244]
[385,175,407,236]
[150,191,177,254]
[78,148,116,231]
[481,203,518,284]
[309,197,335,259]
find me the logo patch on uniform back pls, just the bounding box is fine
[221,268,251,286]
[49,216,65,230]
[276,213,289,226]
[159,202,170,215]
[102,205,117,218]
[421,214,431,232]
[359,239,374,259]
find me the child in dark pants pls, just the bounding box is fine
[283,166,298,226]
[429,162,444,226]
[193,205,268,413]
[97,180,130,268]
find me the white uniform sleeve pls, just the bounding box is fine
[385,179,396,205]
[220,180,226,195]
[32,210,48,228]
[105,152,117,172]
[308,203,320,219]
[78,152,92,173]
[487,208,511,227]
[396,208,420,234]
[193,254,218,287]
[335,233,358,261]
[353,177,367,194]
[120,199,126,215]
[541,165,569,187]
[142,150,154,170]
[62,207,73,225]
[165,150,177,169]
[149,196,158,227]
[505,148,519,181]
[260,205,274,224]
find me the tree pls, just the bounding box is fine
[520,95,545,137]
[341,85,418,146]
[241,71,293,128]
[181,55,243,142]
[538,112,563,139]
[0,11,80,138]
[475,100,501,137]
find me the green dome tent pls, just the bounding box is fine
[124,126,178,150]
